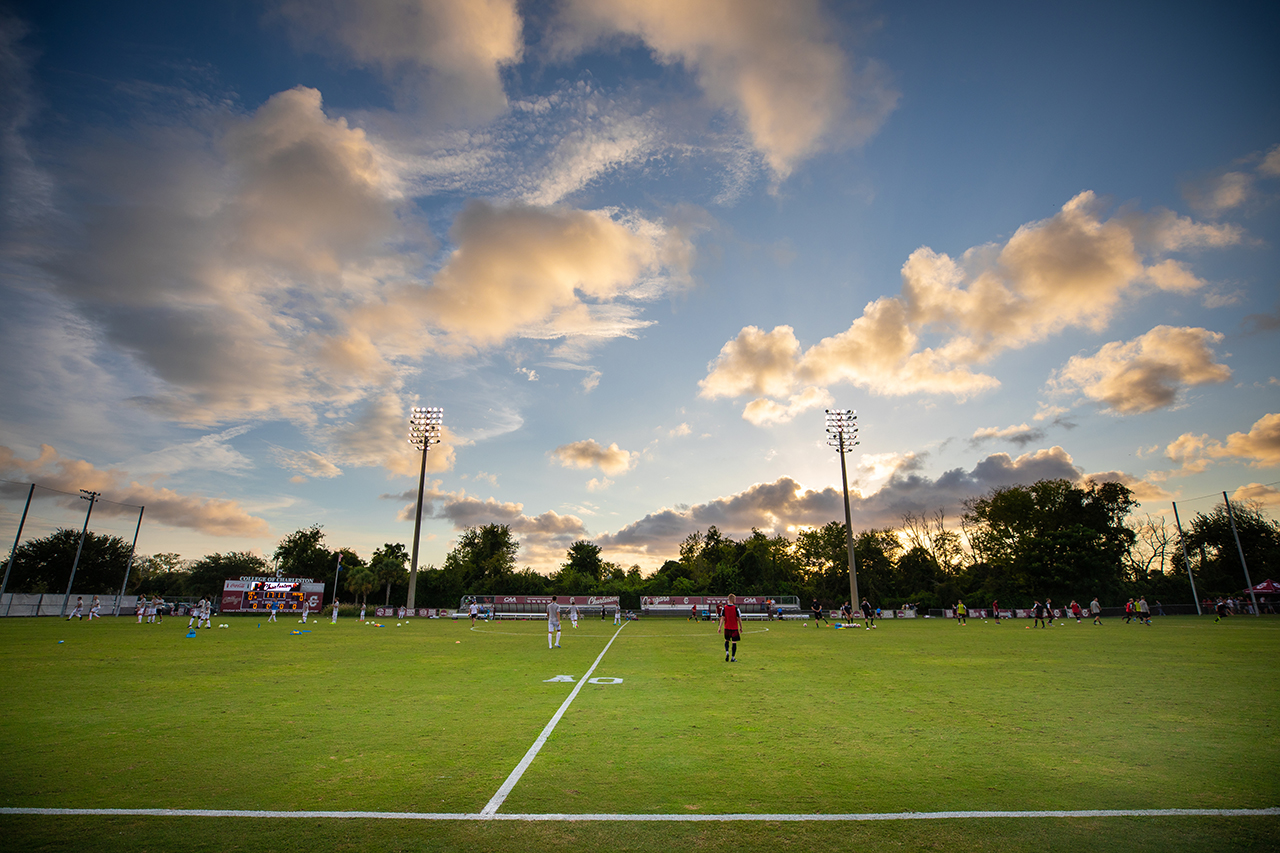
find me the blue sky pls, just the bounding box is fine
[1,0,1277,574]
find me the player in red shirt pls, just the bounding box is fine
[719,594,743,662]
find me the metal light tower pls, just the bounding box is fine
[825,409,860,609]
[406,406,443,612]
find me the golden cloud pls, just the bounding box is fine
[1051,326,1231,414]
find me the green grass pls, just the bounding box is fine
[0,613,1276,851]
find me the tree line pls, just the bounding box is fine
[4,479,1278,610]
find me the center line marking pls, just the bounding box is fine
[480,621,628,816]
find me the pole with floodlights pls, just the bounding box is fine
[406,406,443,612]
[825,409,860,610]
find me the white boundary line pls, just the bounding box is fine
[479,621,628,815]
[2,807,1275,821]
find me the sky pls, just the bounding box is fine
[1,0,1278,576]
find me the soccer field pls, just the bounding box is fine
[0,613,1276,851]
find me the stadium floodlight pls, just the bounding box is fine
[406,406,444,612]
[825,409,861,609]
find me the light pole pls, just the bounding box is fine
[825,409,860,609]
[60,489,100,618]
[406,406,443,612]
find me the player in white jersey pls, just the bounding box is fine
[359,603,366,622]
[568,600,579,629]
[136,597,145,623]
[88,596,101,620]
[199,598,212,629]
[331,600,339,623]
[547,600,561,648]
[188,602,200,629]
[68,597,83,620]
[299,602,309,623]
[613,602,621,625]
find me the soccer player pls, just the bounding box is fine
[1138,597,1151,625]
[568,600,579,629]
[359,603,366,622]
[88,596,101,621]
[68,597,83,621]
[719,593,742,662]
[1070,600,1082,623]
[1032,600,1046,628]
[613,602,621,625]
[547,599,562,649]
[269,600,278,622]
[331,600,339,623]
[689,603,698,622]
[1045,597,1055,626]
[188,602,200,630]
[811,598,829,625]
[469,600,479,626]
[1090,596,1102,625]
[298,601,308,624]
[991,598,1001,624]
[861,597,876,630]
[136,597,145,624]
[955,600,967,625]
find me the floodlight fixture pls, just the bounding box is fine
[824,409,861,608]
[406,406,444,611]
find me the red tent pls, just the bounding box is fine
[1245,579,1280,594]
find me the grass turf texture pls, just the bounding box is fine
[1,614,1276,851]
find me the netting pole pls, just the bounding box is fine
[1222,493,1260,617]
[115,505,145,616]
[1171,502,1201,616]
[60,490,99,618]
[2,483,35,617]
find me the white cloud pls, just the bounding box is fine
[1050,326,1231,414]
[596,445,1090,565]
[271,447,344,481]
[275,0,523,123]
[552,0,897,179]
[970,423,1046,447]
[0,444,271,537]
[1164,413,1280,474]
[550,439,636,476]
[741,386,833,426]
[701,193,1242,415]
[1260,144,1280,178]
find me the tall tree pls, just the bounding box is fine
[185,552,268,598]
[1175,501,1280,597]
[442,524,519,594]
[560,540,606,582]
[5,529,132,595]
[369,543,409,605]
[962,479,1136,603]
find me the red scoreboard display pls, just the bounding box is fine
[221,577,324,613]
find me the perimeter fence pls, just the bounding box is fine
[1,479,145,616]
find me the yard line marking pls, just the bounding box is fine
[3,807,1276,821]
[479,621,629,816]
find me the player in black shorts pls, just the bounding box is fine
[811,599,829,625]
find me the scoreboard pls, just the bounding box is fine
[221,577,325,613]
[247,580,305,610]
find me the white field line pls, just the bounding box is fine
[2,807,1276,821]
[479,621,629,815]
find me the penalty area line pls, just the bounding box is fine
[2,807,1276,822]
